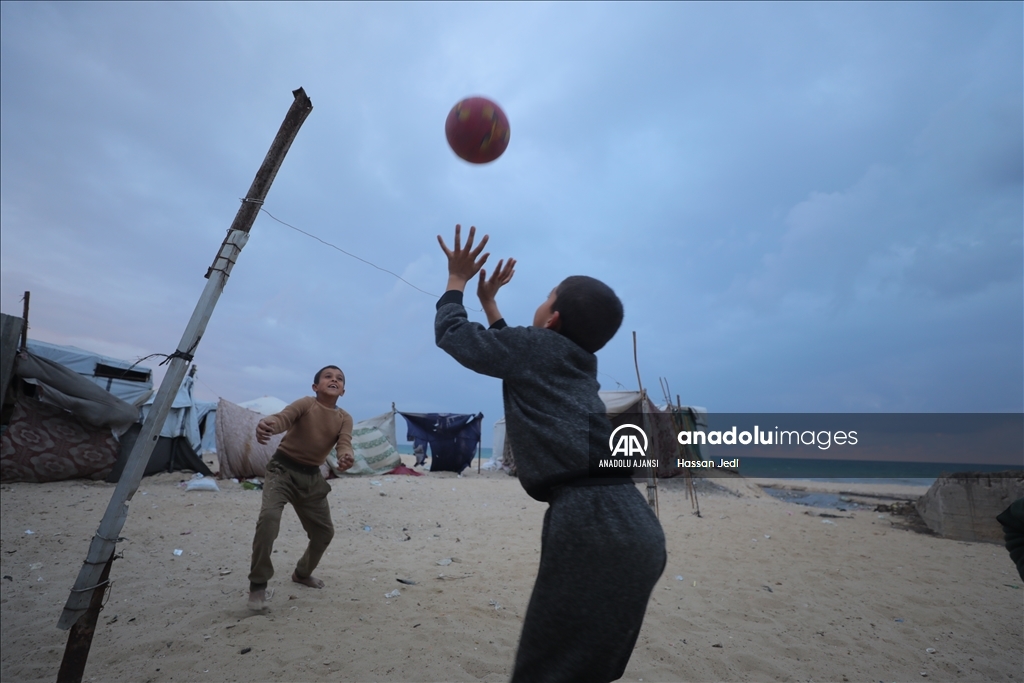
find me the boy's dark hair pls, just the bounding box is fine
[551,276,624,353]
[314,365,345,385]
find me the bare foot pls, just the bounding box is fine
[247,588,267,611]
[292,570,325,588]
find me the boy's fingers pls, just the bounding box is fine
[437,235,452,256]
[464,225,476,252]
[453,224,462,251]
[470,233,490,258]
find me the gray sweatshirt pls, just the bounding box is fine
[435,291,612,501]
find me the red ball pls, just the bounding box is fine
[445,96,511,164]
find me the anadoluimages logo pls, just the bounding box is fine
[608,424,648,458]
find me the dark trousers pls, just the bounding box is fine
[511,484,667,683]
[248,456,334,590]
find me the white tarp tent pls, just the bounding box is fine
[25,339,153,406]
[484,418,506,471]
[139,374,215,454]
[238,395,289,416]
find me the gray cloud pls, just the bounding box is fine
[2,2,1020,430]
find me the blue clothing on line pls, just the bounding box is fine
[400,411,483,473]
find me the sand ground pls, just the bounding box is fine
[1,461,1021,683]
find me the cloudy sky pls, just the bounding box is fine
[2,2,1021,441]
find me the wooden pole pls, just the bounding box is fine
[19,291,30,350]
[55,87,313,681]
[55,555,115,683]
[0,313,23,406]
[632,332,658,517]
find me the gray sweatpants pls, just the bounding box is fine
[511,483,667,683]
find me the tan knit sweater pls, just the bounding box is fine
[262,396,354,467]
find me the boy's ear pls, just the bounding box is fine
[542,310,561,331]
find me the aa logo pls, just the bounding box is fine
[609,424,648,458]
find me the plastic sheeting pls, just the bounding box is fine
[328,411,401,476]
[16,351,139,432]
[238,396,289,416]
[25,339,153,406]
[483,418,506,471]
[140,375,210,452]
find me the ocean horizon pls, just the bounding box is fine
[397,444,1020,486]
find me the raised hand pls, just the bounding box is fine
[477,257,516,304]
[437,224,490,292]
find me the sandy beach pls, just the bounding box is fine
[1,460,1021,683]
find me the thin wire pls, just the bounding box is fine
[600,372,626,389]
[195,375,223,400]
[258,207,483,312]
[259,208,439,298]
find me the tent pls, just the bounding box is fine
[482,418,506,471]
[24,339,154,406]
[105,373,214,482]
[215,398,401,479]
[498,391,708,478]
[196,395,287,461]
[399,412,483,474]
[0,348,142,482]
[0,335,216,483]
[238,395,289,416]
[328,410,401,476]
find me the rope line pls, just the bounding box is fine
[259,208,439,298]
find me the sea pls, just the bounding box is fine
[725,456,1021,486]
[398,445,1019,485]
[397,445,1021,509]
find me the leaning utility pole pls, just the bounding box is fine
[55,88,313,683]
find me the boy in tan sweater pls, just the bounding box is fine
[247,365,355,611]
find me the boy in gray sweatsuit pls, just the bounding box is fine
[435,225,666,683]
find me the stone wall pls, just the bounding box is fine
[916,472,1024,543]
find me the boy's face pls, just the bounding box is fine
[532,288,561,330]
[313,368,346,398]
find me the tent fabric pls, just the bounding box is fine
[25,339,154,406]
[327,413,401,476]
[199,408,218,454]
[482,418,506,471]
[0,394,120,482]
[16,351,139,433]
[238,396,289,416]
[356,410,399,456]
[105,423,212,482]
[140,375,208,452]
[215,398,305,480]
[400,412,483,474]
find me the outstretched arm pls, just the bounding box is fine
[477,258,516,326]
